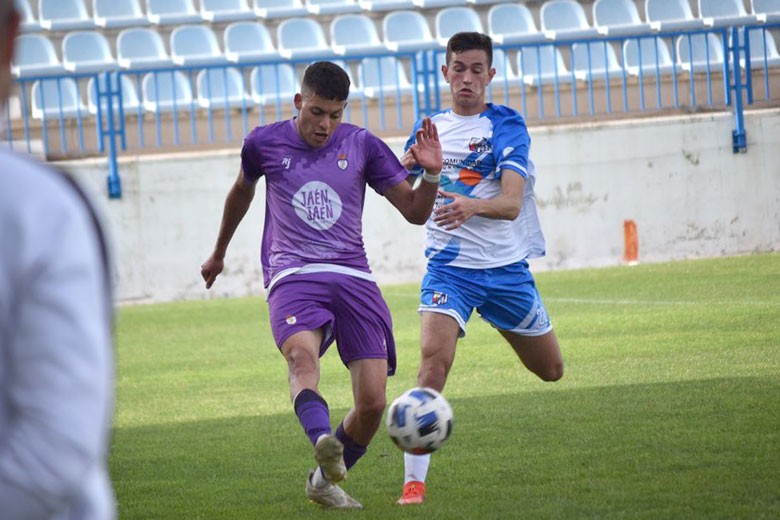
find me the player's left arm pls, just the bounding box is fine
[433,170,524,230]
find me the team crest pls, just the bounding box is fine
[468,137,491,153]
[432,291,448,305]
[337,154,348,170]
[285,315,297,325]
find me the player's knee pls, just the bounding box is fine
[355,396,386,424]
[539,361,564,382]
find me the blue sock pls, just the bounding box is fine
[335,422,367,470]
[293,389,331,446]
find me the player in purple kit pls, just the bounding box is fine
[201,61,442,509]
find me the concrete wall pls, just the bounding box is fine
[65,108,780,304]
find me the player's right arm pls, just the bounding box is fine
[201,169,257,289]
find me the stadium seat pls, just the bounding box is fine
[306,0,361,15]
[117,27,172,69]
[540,0,600,40]
[11,33,64,77]
[382,10,437,52]
[223,22,279,63]
[357,55,413,98]
[753,0,780,23]
[490,48,522,88]
[277,18,335,60]
[62,31,117,73]
[93,0,149,28]
[699,0,760,27]
[252,0,308,19]
[145,0,201,25]
[623,36,675,76]
[487,3,545,45]
[435,7,483,47]
[676,32,725,73]
[86,75,141,116]
[249,63,298,105]
[592,0,653,36]
[30,77,87,120]
[38,0,95,31]
[196,67,248,109]
[645,0,706,31]
[413,0,468,8]
[141,70,194,112]
[571,41,623,81]
[739,27,780,68]
[200,0,255,22]
[170,25,226,66]
[358,0,414,12]
[16,0,41,32]
[330,14,386,56]
[517,45,570,86]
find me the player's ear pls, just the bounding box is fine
[441,65,449,84]
[488,66,496,81]
[294,93,303,111]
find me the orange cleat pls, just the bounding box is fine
[396,481,426,505]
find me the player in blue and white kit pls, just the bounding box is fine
[397,32,565,505]
[201,62,442,509]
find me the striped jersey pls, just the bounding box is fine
[405,104,546,269]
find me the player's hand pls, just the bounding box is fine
[433,190,477,230]
[408,117,442,175]
[399,150,416,170]
[201,253,224,289]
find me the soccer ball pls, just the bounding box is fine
[386,387,453,454]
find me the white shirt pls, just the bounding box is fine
[0,149,116,519]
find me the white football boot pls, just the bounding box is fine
[306,471,363,509]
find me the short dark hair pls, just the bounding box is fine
[301,61,351,102]
[446,32,493,69]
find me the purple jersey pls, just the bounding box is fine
[241,118,408,288]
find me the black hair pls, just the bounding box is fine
[301,61,351,102]
[446,32,493,68]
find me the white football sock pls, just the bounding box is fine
[403,452,431,484]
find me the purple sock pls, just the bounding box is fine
[335,422,367,470]
[293,389,331,446]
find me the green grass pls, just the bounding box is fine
[111,253,780,519]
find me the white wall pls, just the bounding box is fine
[65,108,780,304]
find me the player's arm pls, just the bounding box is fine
[433,169,524,230]
[201,169,257,288]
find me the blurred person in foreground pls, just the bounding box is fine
[396,32,565,505]
[0,1,116,517]
[201,61,442,509]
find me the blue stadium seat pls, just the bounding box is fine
[196,67,248,109]
[306,0,361,15]
[517,45,570,86]
[540,0,600,40]
[487,3,545,46]
[357,55,413,98]
[223,22,279,63]
[382,10,437,52]
[358,0,414,12]
[435,7,483,47]
[145,0,201,25]
[645,0,706,31]
[251,0,308,19]
[413,0,468,8]
[753,0,780,23]
[571,41,623,81]
[330,14,386,56]
[249,63,298,105]
[31,77,87,120]
[676,32,725,73]
[11,33,64,77]
[623,36,675,76]
[170,25,226,66]
[38,0,95,31]
[93,0,149,28]
[277,18,335,60]
[699,0,760,28]
[117,27,172,69]
[87,75,141,115]
[141,70,194,112]
[16,0,41,32]
[592,0,653,36]
[200,0,255,22]
[62,30,117,73]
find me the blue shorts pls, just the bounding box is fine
[267,272,397,375]
[419,261,553,338]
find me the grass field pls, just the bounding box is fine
[111,253,780,519]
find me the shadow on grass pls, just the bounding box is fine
[111,375,780,519]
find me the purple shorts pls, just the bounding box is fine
[267,272,397,375]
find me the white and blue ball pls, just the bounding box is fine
[386,387,453,454]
